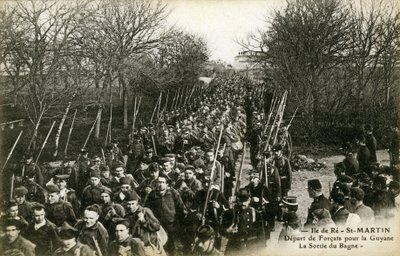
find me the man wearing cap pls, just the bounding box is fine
[185,165,203,193]
[146,176,186,255]
[25,204,60,255]
[13,186,33,222]
[22,169,47,204]
[113,177,134,204]
[22,153,44,187]
[109,219,146,256]
[69,148,91,195]
[54,174,80,215]
[0,219,35,256]
[161,157,180,187]
[127,135,145,174]
[356,135,371,174]
[143,147,157,163]
[193,183,229,251]
[193,225,223,256]
[53,222,93,256]
[81,168,110,210]
[204,149,223,190]
[258,154,281,235]
[110,162,138,193]
[244,170,270,237]
[272,143,292,197]
[123,190,162,248]
[221,188,264,254]
[304,179,331,228]
[111,139,125,164]
[364,124,378,164]
[132,158,151,184]
[99,165,113,187]
[137,163,160,199]
[45,184,77,227]
[370,176,395,220]
[0,201,29,232]
[75,205,109,255]
[99,187,125,237]
[341,142,360,177]
[157,128,175,155]
[350,187,375,224]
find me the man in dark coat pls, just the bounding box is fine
[69,148,91,195]
[45,184,77,227]
[13,186,33,222]
[370,176,395,221]
[364,124,378,164]
[26,204,60,255]
[0,219,36,256]
[304,179,331,229]
[53,222,93,256]
[356,135,371,174]
[341,142,360,177]
[109,219,146,256]
[221,188,265,255]
[272,144,292,197]
[145,176,186,255]
[74,205,109,256]
[123,190,161,247]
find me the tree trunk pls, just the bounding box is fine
[120,75,129,129]
[53,102,72,158]
[27,110,45,152]
[95,105,103,139]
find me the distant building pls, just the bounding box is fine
[233,51,264,82]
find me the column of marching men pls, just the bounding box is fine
[1,73,400,256]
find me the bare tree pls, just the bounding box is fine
[76,0,170,129]
[0,0,94,151]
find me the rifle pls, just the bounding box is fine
[201,125,224,226]
[92,237,103,256]
[1,130,23,173]
[101,148,106,164]
[286,107,298,130]
[83,113,100,150]
[156,91,162,123]
[149,95,159,124]
[63,109,77,156]
[34,121,56,166]
[272,91,288,145]
[105,103,113,147]
[10,173,15,201]
[235,142,246,195]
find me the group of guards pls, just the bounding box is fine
[1,73,399,256]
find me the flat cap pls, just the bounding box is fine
[46,184,60,193]
[14,186,28,197]
[125,190,140,201]
[196,225,215,241]
[58,222,78,239]
[307,179,322,190]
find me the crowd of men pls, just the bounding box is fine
[1,73,400,256]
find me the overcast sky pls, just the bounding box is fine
[166,0,285,64]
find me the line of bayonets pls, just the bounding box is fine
[1,84,206,195]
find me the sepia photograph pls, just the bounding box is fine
[0,0,399,255]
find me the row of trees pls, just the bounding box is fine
[243,0,400,142]
[0,0,209,154]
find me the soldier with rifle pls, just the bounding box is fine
[221,188,264,255]
[272,143,292,197]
